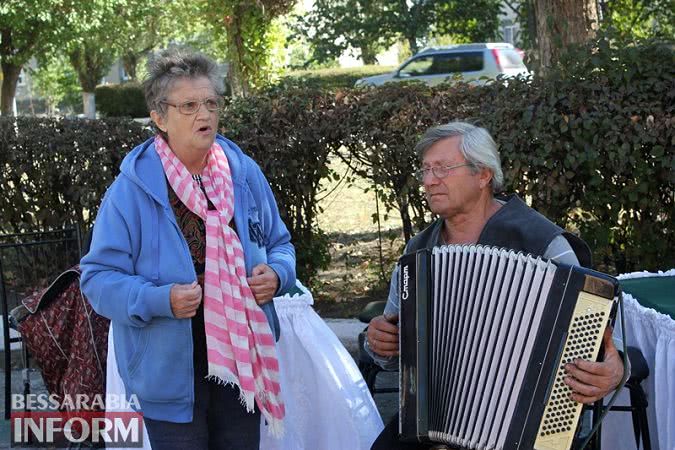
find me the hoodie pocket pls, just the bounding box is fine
[125,328,149,378]
[127,318,192,403]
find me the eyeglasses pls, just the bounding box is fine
[161,96,223,115]
[414,163,473,182]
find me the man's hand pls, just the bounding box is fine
[367,314,400,357]
[170,281,202,318]
[247,264,279,306]
[564,327,624,404]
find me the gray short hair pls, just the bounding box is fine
[143,49,224,118]
[414,122,504,192]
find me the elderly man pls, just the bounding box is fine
[366,122,624,449]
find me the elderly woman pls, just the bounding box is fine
[80,50,295,450]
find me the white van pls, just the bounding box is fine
[355,43,529,87]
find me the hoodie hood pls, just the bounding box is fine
[119,134,249,206]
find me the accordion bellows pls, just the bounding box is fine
[399,245,617,450]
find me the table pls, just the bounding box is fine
[621,275,675,320]
[601,269,675,450]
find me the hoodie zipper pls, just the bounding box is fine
[160,201,197,415]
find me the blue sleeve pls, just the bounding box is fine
[255,167,296,295]
[80,190,174,327]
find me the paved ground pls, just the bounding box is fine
[0,318,397,448]
[323,318,398,424]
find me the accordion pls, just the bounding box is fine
[399,245,618,450]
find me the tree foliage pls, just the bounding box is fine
[506,0,675,52]
[601,0,675,39]
[297,0,502,65]
[28,55,81,114]
[115,1,185,81]
[434,1,503,43]
[65,0,185,117]
[0,0,82,114]
[195,0,297,96]
[295,0,396,65]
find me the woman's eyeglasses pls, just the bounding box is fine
[161,97,223,115]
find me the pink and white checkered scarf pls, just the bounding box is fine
[154,136,284,435]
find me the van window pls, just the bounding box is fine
[399,51,484,77]
[398,56,434,77]
[432,52,484,73]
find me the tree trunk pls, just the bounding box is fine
[533,0,598,70]
[359,46,378,65]
[121,52,138,81]
[69,44,114,118]
[225,6,251,97]
[82,92,96,119]
[398,200,413,242]
[407,35,419,55]
[0,62,21,116]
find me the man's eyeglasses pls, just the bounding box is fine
[414,163,473,182]
[161,97,223,115]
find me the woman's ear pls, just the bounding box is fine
[150,110,167,133]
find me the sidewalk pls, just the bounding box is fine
[0,318,397,448]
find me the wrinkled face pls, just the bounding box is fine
[151,76,219,159]
[422,136,490,219]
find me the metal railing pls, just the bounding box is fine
[0,228,82,419]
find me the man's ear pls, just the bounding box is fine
[150,110,167,133]
[478,167,493,190]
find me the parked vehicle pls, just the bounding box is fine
[354,43,529,87]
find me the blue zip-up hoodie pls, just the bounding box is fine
[80,135,295,423]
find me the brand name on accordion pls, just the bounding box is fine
[401,265,410,301]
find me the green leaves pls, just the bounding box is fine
[0,117,151,234]
[296,0,501,65]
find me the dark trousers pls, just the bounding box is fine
[144,376,260,450]
[371,413,439,450]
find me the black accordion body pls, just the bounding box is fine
[399,244,618,450]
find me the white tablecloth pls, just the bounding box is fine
[601,269,675,450]
[106,282,383,450]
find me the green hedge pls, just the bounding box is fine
[277,65,396,90]
[221,86,340,280]
[224,39,674,274]
[1,38,672,277]
[96,83,149,118]
[0,118,151,233]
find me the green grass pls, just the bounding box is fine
[316,158,402,234]
[279,65,396,90]
[312,158,406,318]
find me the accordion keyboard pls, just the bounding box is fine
[534,292,613,450]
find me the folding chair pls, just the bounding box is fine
[357,300,398,395]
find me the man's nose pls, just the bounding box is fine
[424,172,441,188]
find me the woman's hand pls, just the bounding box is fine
[170,281,202,318]
[247,264,279,306]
